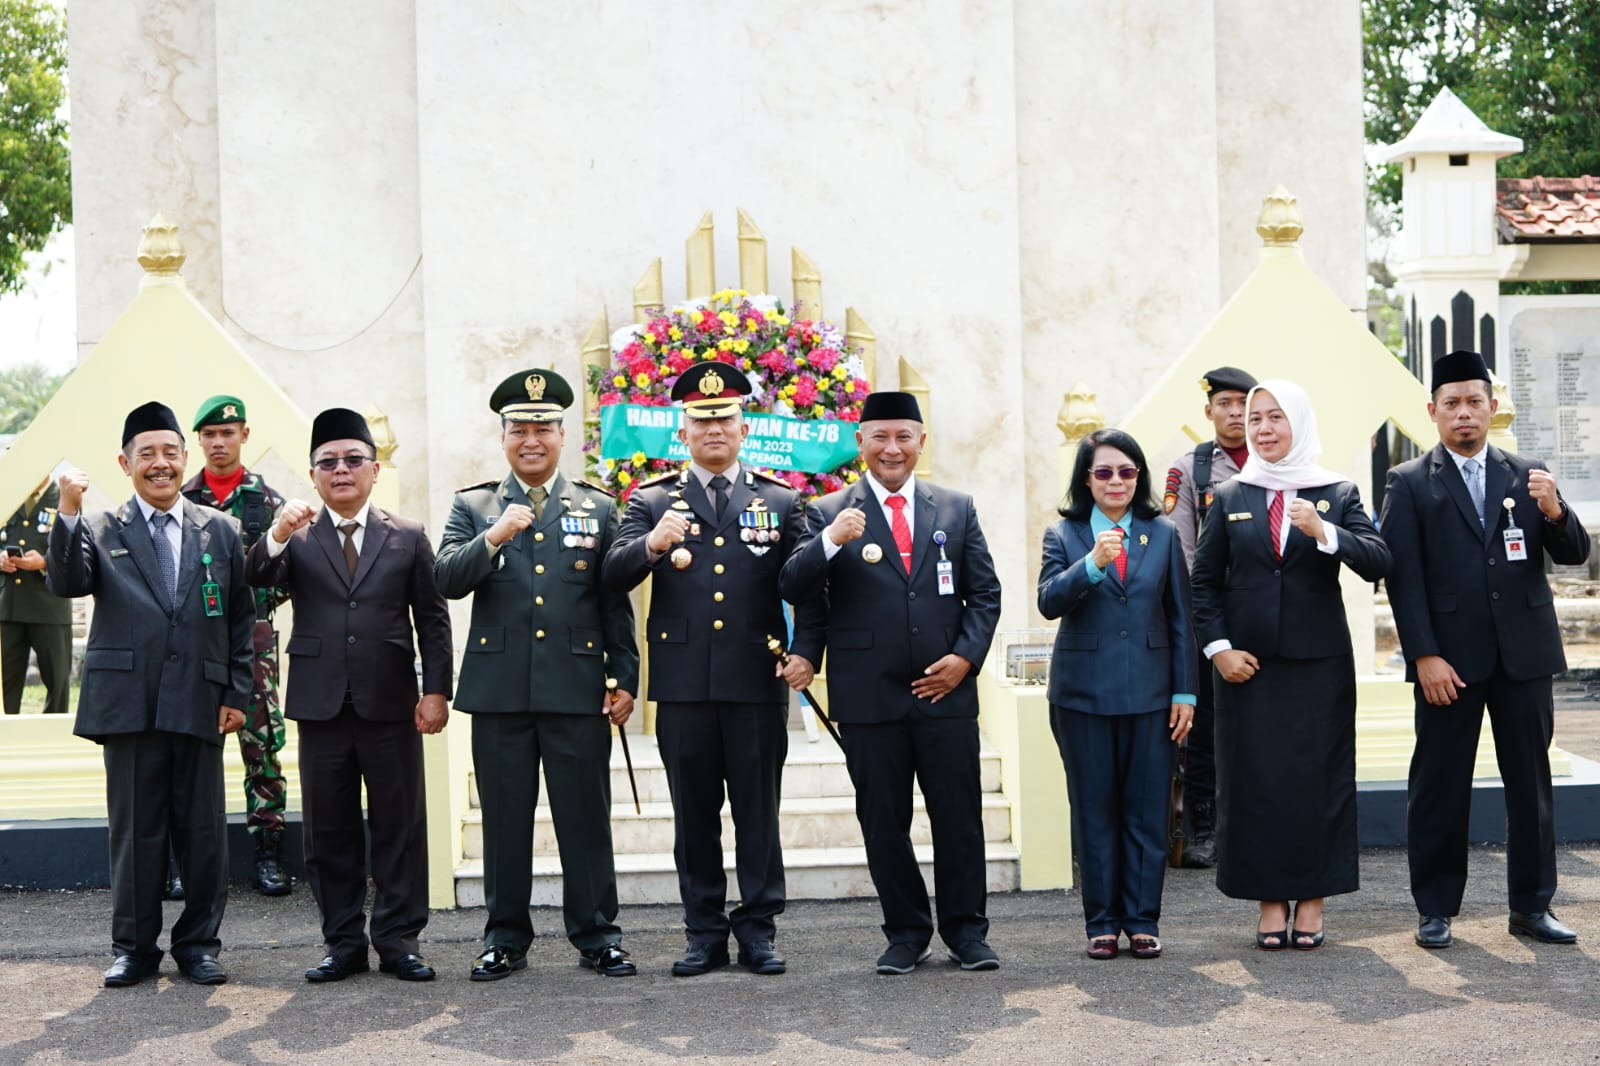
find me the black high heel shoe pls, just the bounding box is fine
[1256,902,1289,951]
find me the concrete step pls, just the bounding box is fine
[467,731,1003,809]
[453,842,1022,907]
[459,792,1015,860]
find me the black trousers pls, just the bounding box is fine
[1051,705,1172,938]
[1186,651,1216,803]
[472,712,620,954]
[102,731,228,964]
[1408,666,1556,917]
[1,620,72,715]
[655,700,787,946]
[842,709,988,949]
[297,703,428,963]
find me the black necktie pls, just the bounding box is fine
[338,520,359,578]
[709,474,730,522]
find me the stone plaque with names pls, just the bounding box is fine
[1507,305,1600,504]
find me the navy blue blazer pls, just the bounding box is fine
[1037,513,1197,715]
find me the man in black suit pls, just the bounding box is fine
[1381,349,1591,949]
[780,391,1003,974]
[49,402,255,987]
[247,408,453,982]
[604,362,824,977]
[435,369,640,981]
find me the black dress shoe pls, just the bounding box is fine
[1415,915,1452,949]
[1509,910,1578,944]
[304,954,371,983]
[670,941,730,976]
[177,955,228,985]
[470,945,527,982]
[876,943,932,975]
[946,940,1001,971]
[252,830,292,897]
[380,953,436,981]
[103,955,158,988]
[164,873,185,902]
[736,940,786,975]
[579,944,637,977]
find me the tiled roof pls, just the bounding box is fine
[1496,177,1600,241]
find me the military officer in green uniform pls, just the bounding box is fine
[434,368,641,981]
[604,362,826,978]
[180,395,293,896]
[0,475,73,715]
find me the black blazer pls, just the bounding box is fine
[1191,479,1390,659]
[1380,443,1590,683]
[246,507,453,722]
[1037,513,1196,715]
[780,479,1001,723]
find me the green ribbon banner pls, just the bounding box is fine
[599,404,860,473]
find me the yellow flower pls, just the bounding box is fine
[631,451,647,466]
[604,459,616,472]
[846,470,860,483]
[845,380,856,393]
[719,310,738,328]
[617,470,633,486]
[832,365,848,380]
[634,373,651,388]
[773,313,789,326]
[718,338,734,351]
[812,404,825,417]
[612,374,627,388]
[669,326,683,341]
[732,339,750,354]
[795,356,807,367]
[713,288,731,302]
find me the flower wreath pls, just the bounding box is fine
[584,289,873,501]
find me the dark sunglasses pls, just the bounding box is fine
[1091,466,1139,482]
[313,455,372,472]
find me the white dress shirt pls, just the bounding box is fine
[824,472,917,560]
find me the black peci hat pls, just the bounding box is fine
[309,408,375,458]
[122,401,183,447]
[859,391,923,423]
[1432,349,1491,389]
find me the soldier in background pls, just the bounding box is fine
[181,395,293,896]
[1161,366,1256,868]
[0,474,73,715]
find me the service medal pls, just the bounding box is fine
[1315,499,1330,513]
[862,543,883,564]
[670,547,692,570]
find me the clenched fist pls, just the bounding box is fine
[1089,528,1124,570]
[827,506,867,546]
[57,469,90,515]
[1528,469,1563,520]
[488,503,534,547]
[1288,497,1326,544]
[646,510,690,554]
[272,499,316,543]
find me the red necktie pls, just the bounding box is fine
[887,494,912,574]
[1113,529,1127,580]
[1267,490,1284,560]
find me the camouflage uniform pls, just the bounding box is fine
[180,469,288,835]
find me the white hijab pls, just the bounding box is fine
[1233,379,1342,492]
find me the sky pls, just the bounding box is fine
[0,227,77,375]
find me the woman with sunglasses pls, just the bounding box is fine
[1038,428,1197,960]
[1190,380,1389,951]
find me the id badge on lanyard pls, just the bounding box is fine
[201,552,225,616]
[1502,498,1527,562]
[933,530,955,595]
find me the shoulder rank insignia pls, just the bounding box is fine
[750,469,792,487]
[1163,466,1182,514]
[456,479,498,494]
[636,470,681,488]
[575,479,615,498]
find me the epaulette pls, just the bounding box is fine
[750,469,794,487]
[456,479,499,494]
[574,478,617,498]
[1163,467,1182,514]
[636,470,681,488]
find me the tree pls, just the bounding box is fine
[1365,0,1600,213]
[0,0,71,296]
[0,361,66,433]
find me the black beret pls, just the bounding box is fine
[1432,349,1491,389]
[860,391,923,423]
[1200,367,1257,397]
[309,408,375,458]
[672,361,751,419]
[492,369,573,422]
[122,401,183,447]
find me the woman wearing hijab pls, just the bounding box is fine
[1190,380,1390,951]
[1039,428,1197,960]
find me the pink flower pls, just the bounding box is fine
[785,471,809,491]
[599,391,623,406]
[809,348,839,373]
[794,374,818,407]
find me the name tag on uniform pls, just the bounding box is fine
[937,559,955,596]
[109,548,131,558]
[1505,527,1528,562]
[1227,512,1253,522]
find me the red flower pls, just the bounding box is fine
[620,339,647,362]
[794,374,818,407]
[840,407,862,423]
[666,351,694,373]
[716,349,738,365]
[599,391,623,406]
[785,471,809,491]
[809,348,839,372]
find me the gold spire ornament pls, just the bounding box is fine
[137,213,186,277]
[1256,185,1304,247]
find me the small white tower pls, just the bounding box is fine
[1376,88,1522,382]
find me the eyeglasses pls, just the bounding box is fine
[313,455,372,472]
[1091,466,1139,482]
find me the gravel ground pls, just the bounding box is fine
[3,842,1600,1065]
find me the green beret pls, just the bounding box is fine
[192,394,247,430]
[491,369,573,422]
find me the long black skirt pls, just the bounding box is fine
[1214,653,1358,901]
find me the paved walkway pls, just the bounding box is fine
[3,845,1600,1063]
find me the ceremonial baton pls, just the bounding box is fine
[606,678,642,815]
[766,636,844,749]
